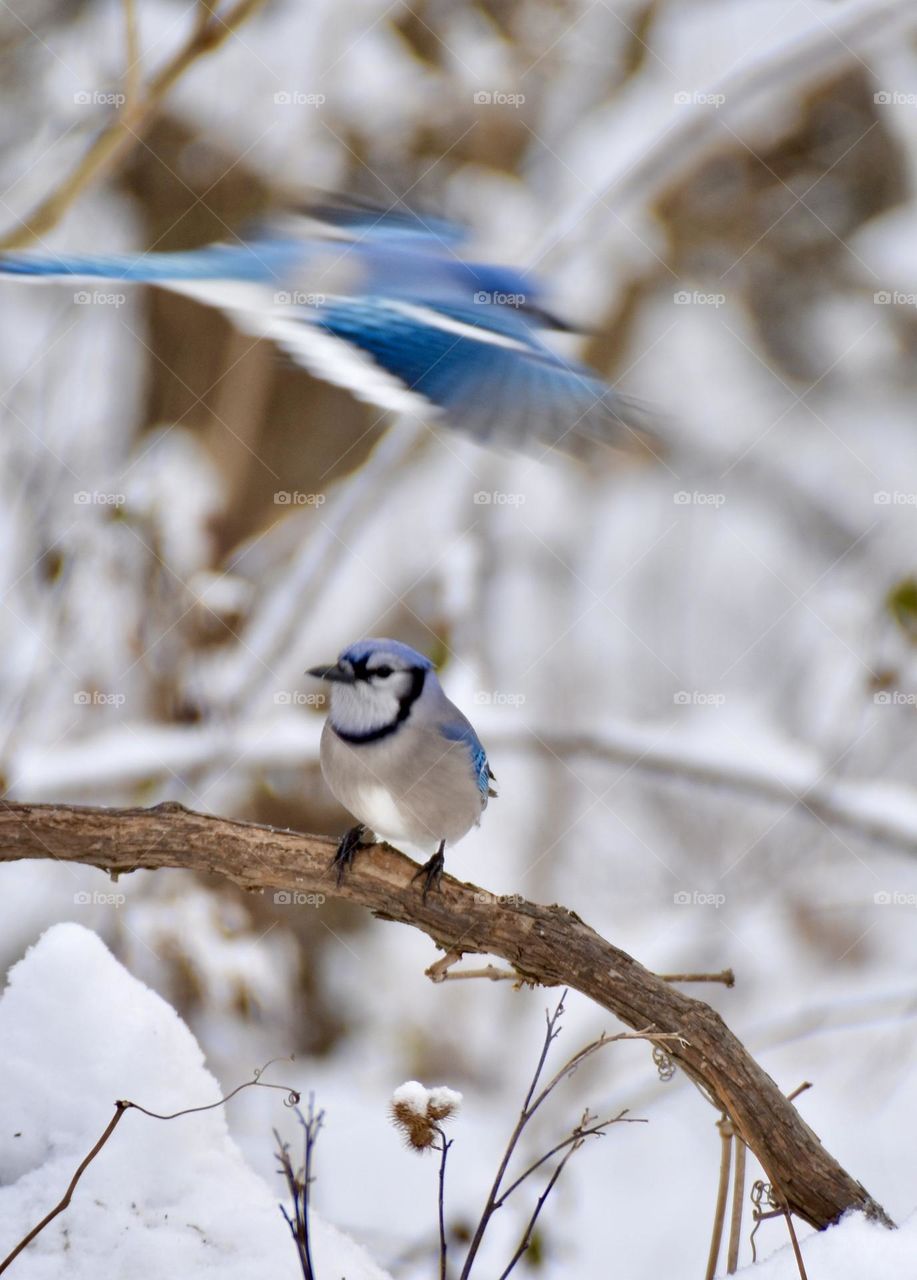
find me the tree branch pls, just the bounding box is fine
[0,799,892,1232]
[0,0,269,250]
[533,0,917,262]
[14,717,917,867]
[198,414,427,713]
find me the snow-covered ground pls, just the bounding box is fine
[0,925,391,1279]
[2,925,916,1278]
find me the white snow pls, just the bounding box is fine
[733,1208,917,1278]
[391,1081,463,1118]
[427,1086,463,1115]
[0,924,391,1280]
[391,1080,432,1117]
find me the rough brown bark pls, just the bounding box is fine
[0,799,892,1231]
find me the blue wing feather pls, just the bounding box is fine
[0,240,300,283]
[306,199,467,249]
[439,721,493,801]
[0,197,657,454]
[308,295,647,451]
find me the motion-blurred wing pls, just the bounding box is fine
[0,240,301,285]
[272,295,655,453]
[303,197,467,251]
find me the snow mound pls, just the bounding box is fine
[734,1208,917,1278]
[0,923,390,1279]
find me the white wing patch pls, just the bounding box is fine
[388,301,532,353]
[164,283,532,420]
[169,282,440,420]
[268,314,433,417]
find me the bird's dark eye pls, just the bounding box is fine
[372,665,393,679]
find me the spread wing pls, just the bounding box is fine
[273,295,654,454]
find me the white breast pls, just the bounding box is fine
[354,784,411,843]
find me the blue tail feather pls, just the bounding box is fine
[0,239,300,284]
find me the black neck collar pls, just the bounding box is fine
[331,667,427,745]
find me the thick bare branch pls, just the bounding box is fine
[14,718,917,867]
[0,799,892,1232]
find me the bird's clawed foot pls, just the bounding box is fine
[412,840,446,901]
[332,824,368,885]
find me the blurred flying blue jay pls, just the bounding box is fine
[307,637,495,896]
[0,198,653,455]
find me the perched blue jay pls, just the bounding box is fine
[307,637,495,896]
[0,198,653,455]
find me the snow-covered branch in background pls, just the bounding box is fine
[537,0,917,259]
[493,722,917,861]
[11,713,917,862]
[0,0,271,250]
[198,414,427,712]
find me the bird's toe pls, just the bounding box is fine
[412,843,446,901]
[331,823,367,885]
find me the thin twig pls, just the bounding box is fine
[460,998,663,1279]
[425,950,465,981]
[659,969,735,988]
[787,1082,813,1103]
[0,1063,299,1275]
[459,994,569,1279]
[127,1057,297,1119]
[0,1103,129,1276]
[299,1101,323,1280]
[496,1140,581,1280]
[705,1116,733,1280]
[527,1028,683,1119]
[727,1136,747,1273]
[495,1109,644,1206]
[749,1179,810,1279]
[275,1096,324,1280]
[435,1128,451,1280]
[783,1208,810,1280]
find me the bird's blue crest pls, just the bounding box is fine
[340,637,434,669]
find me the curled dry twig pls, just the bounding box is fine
[0,1060,299,1276]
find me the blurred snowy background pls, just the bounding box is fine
[2,0,917,1275]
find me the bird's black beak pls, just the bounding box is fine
[307,662,355,684]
